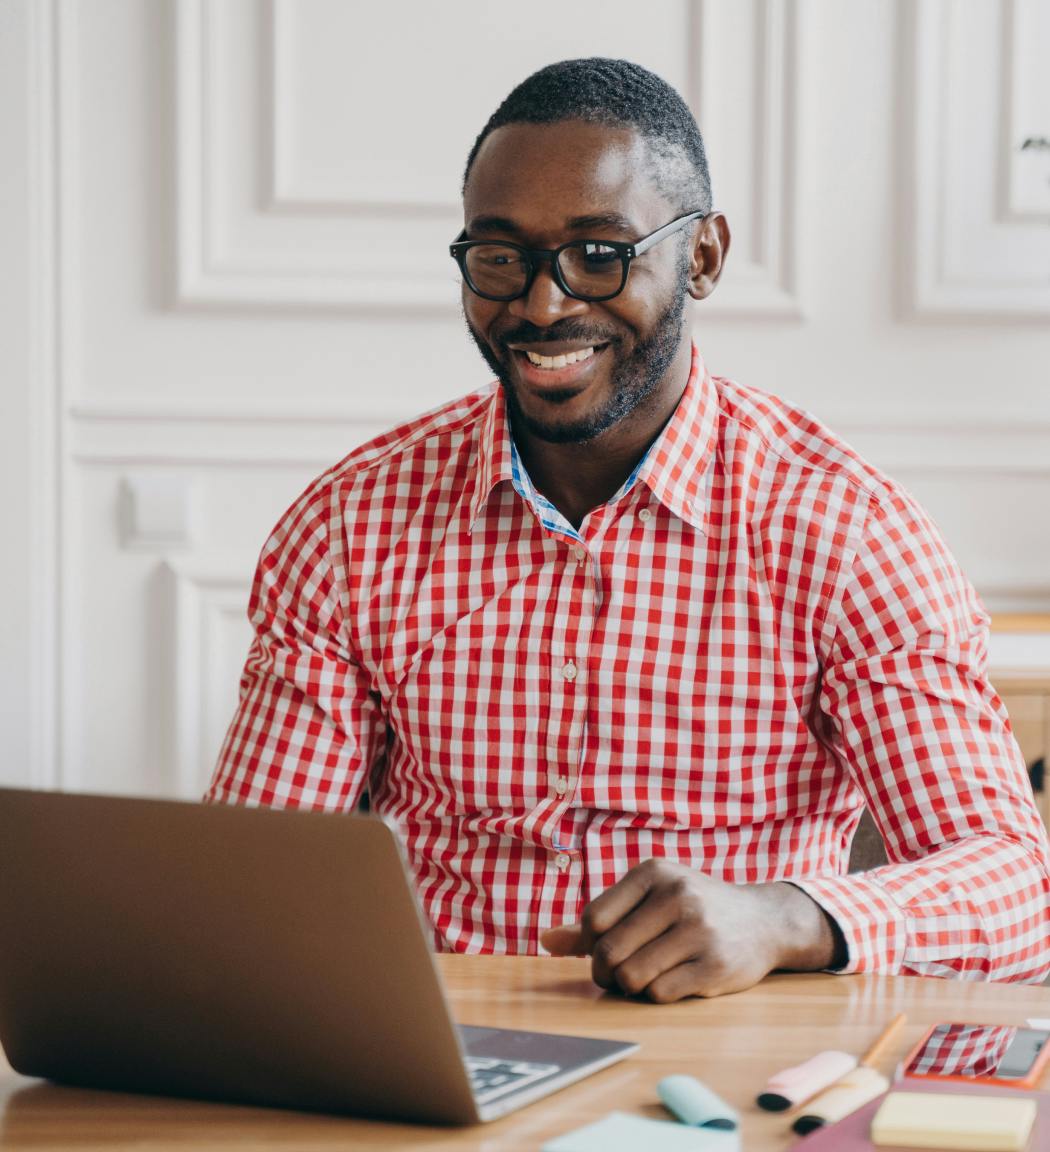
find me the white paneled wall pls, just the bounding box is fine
[3,0,1050,798]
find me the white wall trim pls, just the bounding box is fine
[691,0,803,318]
[164,556,253,800]
[25,0,62,789]
[174,0,207,306]
[53,0,86,790]
[63,396,1050,474]
[68,400,395,468]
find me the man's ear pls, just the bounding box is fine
[688,212,731,301]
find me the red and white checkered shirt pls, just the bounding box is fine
[207,346,1050,982]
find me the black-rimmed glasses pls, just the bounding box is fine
[449,210,705,302]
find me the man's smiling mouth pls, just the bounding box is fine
[523,346,597,370]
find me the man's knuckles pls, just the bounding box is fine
[592,932,625,971]
[579,904,616,943]
[638,857,687,885]
[613,957,657,996]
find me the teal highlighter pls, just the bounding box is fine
[658,1075,739,1130]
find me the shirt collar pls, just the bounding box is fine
[468,343,718,535]
[468,382,517,531]
[634,343,717,535]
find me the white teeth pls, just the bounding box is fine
[524,346,596,369]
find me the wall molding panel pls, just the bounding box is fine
[175,0,806,316]
[910,0,1050,317]
[268,0,457,217]
[1004,0,1050,223]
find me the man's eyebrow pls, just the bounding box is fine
[565,212,638,233]
[467,215,523,236]
[466,212,639,238]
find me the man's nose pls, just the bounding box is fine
[507,260,590,326]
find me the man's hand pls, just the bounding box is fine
[540,859,845,1002]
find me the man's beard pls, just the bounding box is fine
[465,279,689,445]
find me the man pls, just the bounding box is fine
[207,59,1050,1000]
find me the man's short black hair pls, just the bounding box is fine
[463,58,712,216]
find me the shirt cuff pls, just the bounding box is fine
[788,874,910,974]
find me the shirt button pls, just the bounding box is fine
[555,852,571,871]
[574,547,587,565]
[554,776,569,796]
[638,507,653,522]
[561,661,577,682]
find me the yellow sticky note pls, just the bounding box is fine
[871,1091,1037,1152]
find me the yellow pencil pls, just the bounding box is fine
[859,1012,908,1069]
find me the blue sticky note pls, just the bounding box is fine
[542,1111,741,1152]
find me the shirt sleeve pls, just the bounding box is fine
[792,489,1050,982]
[204,478,385,811]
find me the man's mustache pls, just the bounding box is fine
[496,321,620,351]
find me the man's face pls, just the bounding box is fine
[461,121,692,445]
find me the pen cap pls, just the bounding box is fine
[658,1075,739,1130]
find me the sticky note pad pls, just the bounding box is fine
[542,1111,741,1152]
[871,1090,1037,1151]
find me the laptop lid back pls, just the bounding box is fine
[0,788,479,1123]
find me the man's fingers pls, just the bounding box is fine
[606,923,700,997]
[539,922,586,956]
[579,859,661,949]
[643,960,708,1004]
[589,893,680,989]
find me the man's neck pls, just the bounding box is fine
[512,346,693,530]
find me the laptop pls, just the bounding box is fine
[0,787,637,1123]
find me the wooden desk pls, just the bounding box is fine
[1,956,1048,1150]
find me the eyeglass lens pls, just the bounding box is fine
[464,242,624,299]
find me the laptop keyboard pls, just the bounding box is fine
[466,1055,561,1103]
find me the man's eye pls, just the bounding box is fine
[480,251,521,267]
[582,243,619,265]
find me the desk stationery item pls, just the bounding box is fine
[761,1013,907,1113]
[658,1075,739,1129]
[870,1091,1037,1151]
[757,1049,859,1111]
[791,1013,907,1134]
[789,1079,1048,1152]
[791,1066,890,1134]
[541,1111,741,1152]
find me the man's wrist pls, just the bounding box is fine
[761,881,848,972]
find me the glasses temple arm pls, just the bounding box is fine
[630,211,706,257]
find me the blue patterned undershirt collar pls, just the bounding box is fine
[508,435,651,544]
